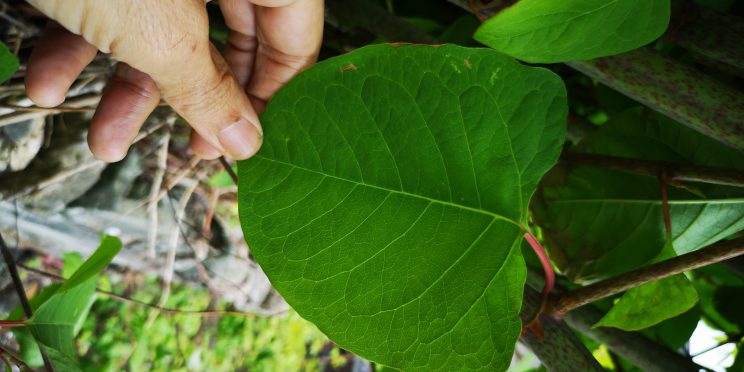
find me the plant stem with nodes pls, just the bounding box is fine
[561,152,744,187]
[548,236,744,317]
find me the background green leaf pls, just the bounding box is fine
[7,284,62,368]
[0,41,19,84]
[535,108,744,281]
[58,235,121,292]
[647,305,701,350]
[474,0,671,63]
[24,236,121,368]
[712,285,744,331]
[594,275,699,331]
[38,345,82,372]
[693,266,744,335]
[238,44,567,371]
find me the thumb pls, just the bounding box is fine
[155,45,263,160]
[26,0,263,160]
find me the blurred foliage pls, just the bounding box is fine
[76,275,330,371]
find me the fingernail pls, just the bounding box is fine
[218,118,262,160]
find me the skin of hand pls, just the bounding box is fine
[24,0,324,162]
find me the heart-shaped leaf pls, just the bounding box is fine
[238,44,567,370]
[474,0,671,63]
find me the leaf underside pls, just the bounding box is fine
[474,0,671,63]
[239,44,566,371]
[535,108,744,282]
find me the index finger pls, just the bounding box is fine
[247,0,324,107]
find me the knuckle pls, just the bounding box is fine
[166,65,233,113]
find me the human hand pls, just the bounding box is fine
[24,0,324,162]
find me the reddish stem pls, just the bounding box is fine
[524,233,555,298]
[0,320,26,328]
[659,172,673,241]
[521,233,556,339]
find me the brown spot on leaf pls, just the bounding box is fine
[341,64,358,72]
[464,59,472,70]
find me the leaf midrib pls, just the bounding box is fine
[550,198,744,205]
[481,0,623,41]
[253,156,525,229]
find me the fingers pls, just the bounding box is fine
[27,0,264,160]
[190,130,221,160]
[219,0,257,86]
[88,63,161,162]
[156,44,263,160]
[247,0,324,105]
[25,22,98,107]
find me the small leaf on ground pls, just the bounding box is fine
[24,236,121,368]
[0,41,19,84]
[594,274,698,331]
[58,235,121,292]
[474,0,670,63]
[238,44,567,371]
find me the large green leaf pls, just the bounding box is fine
[535,108,744,281]
[0,41,19,84]
[238,44,567,371]
[594,275,698,331]
[25,236,121,369]
[473,0,670,63]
